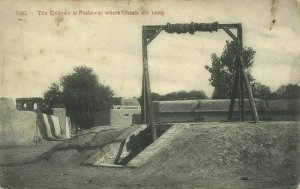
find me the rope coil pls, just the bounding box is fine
[165,22,218,34]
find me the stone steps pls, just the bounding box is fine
[83,125,147,166]
[126,123,188,168]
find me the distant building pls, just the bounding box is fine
[112,97,141,109]
[88,97,300,127]
[153,99,300,123]
[16,97,43,112]
[95,97,141,126]
[0,97,71,145]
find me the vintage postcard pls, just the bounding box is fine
[0,0,299,188]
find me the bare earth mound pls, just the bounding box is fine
[0,122,299,189]
[138,122,299,188]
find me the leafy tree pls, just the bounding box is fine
[151,90,208,101]
[251,82,271,100]
[205,41,255,99]
[270,84,300,99]
[205,41,270,100]
[151,92,163,101]
[42,82,62,114]
[284,84,300,99]
[43,66,114,131]
[274,85,286,98]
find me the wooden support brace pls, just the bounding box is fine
[147,29,162,45]
[238,55,259,122]
[222,27,240,44]
[227,56,239,121]
[223,25,258,122]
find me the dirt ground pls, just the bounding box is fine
[0,121,299,189]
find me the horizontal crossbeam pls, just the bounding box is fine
[143,22,241,31]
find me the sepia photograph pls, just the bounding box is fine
[0,0,299,188]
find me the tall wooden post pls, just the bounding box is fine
[237,24,245,121]
[142,27,157,141]
[141,73,146,123]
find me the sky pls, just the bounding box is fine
[0,0,300,99]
